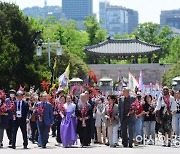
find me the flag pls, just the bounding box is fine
[65,63,70,76]
[88,70,98,84]
[58,63,70,90]
[53,58,57,71]
[128,72,139,91]
[138,71,145,93]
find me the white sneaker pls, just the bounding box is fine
[55,143,61,146]
[91,139,94,145]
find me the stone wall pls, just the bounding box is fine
[88,63,171,84]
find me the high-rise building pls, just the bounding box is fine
[106,6,128,36]
[126,9,138,34]
[44,0,47,7]
[99,1,138,36]
[160,9,180,29]
[62,0,93,21]
[99,1,110,30]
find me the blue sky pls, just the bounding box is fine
[1,0,180,23]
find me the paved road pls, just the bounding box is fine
[1,131,180,154]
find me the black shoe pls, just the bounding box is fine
[129,144,133,148]
[9,145,16,149]
[24,146,28,149]
[105,142,109,146]
[42,145,46,148]
[0,143,3,147]
[162,144,167,147]
[168,142,171,147]
[123,144,128,148]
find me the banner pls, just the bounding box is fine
[58,63,70,90]
[128,72,139,91]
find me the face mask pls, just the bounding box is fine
[10,94,15,98]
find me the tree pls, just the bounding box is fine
[162,36,180,87]
[0,2,90,91]
[133,23,173,63]
[55,19,89,60]
[83,16,107,45]
[32,18,90,81]
[162,61,180,87]
[167,36,180,63]
[0,2,44,90]
[53,46,90,81]
[83,16,107,63]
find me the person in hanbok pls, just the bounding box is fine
[76,93,92,147]
[60,95,77,147]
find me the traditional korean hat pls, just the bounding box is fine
[9,89,16,94]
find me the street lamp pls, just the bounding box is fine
[36,38,62,67]
[36,46,42,56]
[35,38,63,90]
[56,44,62,56]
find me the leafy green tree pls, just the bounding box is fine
[83,16,107,45]
[83,16,107,63]
[31,18,90,82]
[167,36,180,63]
[56,19,89,60]
[162,61,180,87]
[52,46,90,81]
[133,23,173,63]
[0,2,45,90]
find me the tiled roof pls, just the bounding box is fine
[84,39,162,56]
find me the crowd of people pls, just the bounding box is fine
[0,86,179,149]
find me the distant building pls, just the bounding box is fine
[23,6,64,21]
[99,1,110,30]
[106,6,128,36]
[160,9,180,29]
[99,1,138,36]
[126,8,138,34]
[62,0,93,21]
[44,0,47,7]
